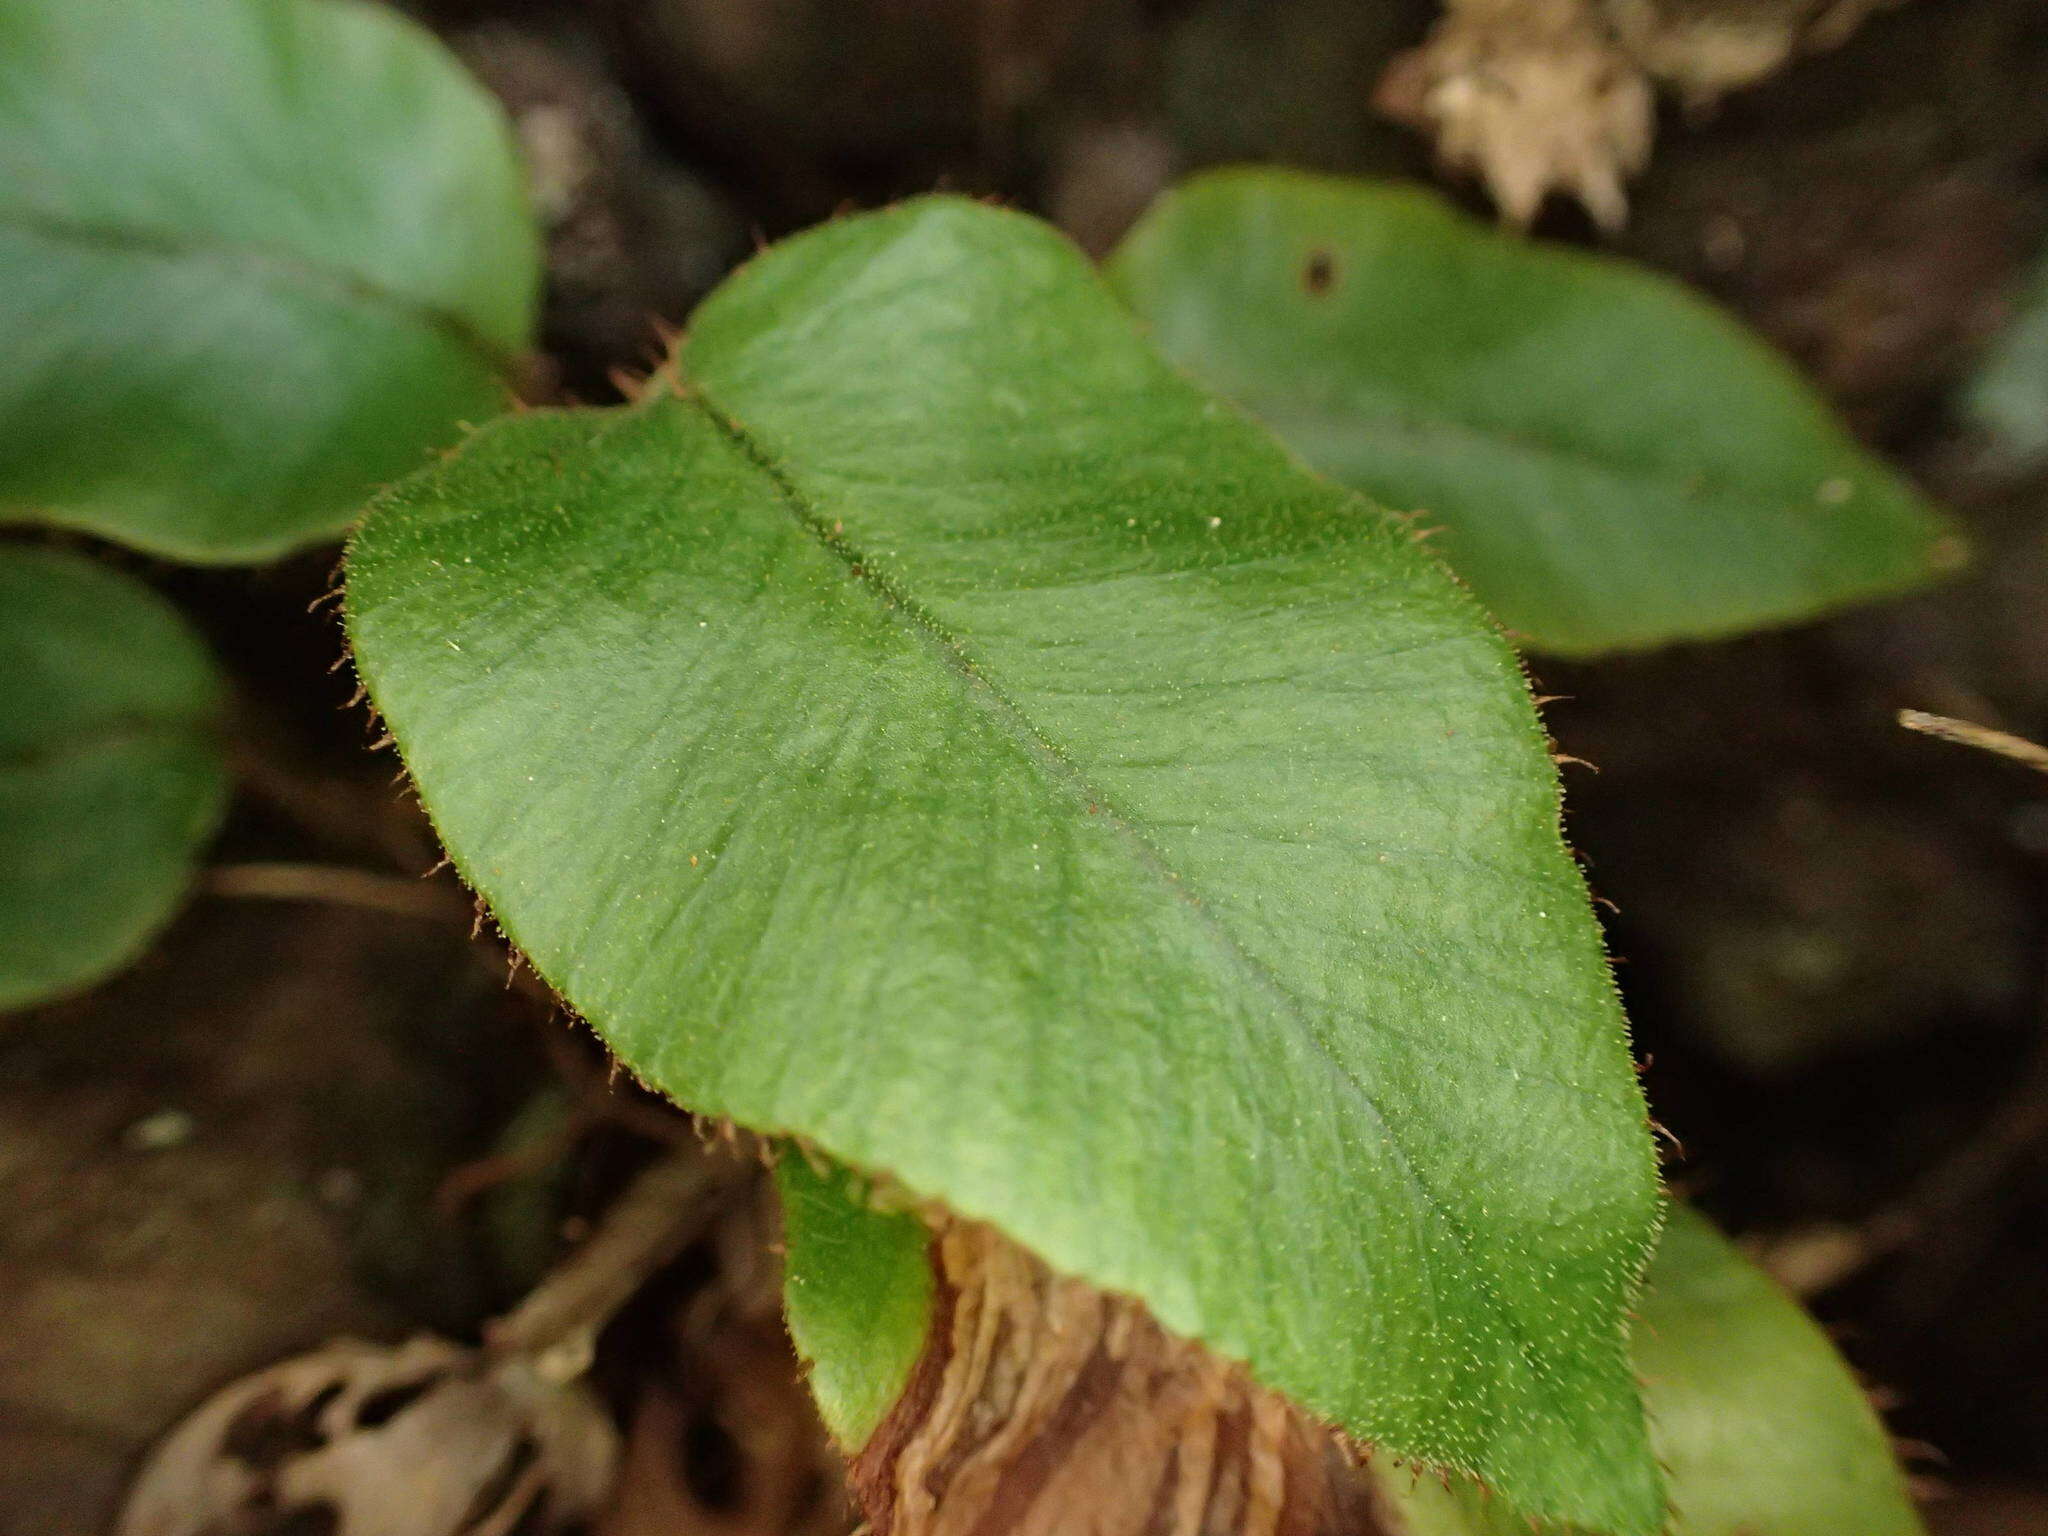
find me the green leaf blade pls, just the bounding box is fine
[348,198,1662,1533]
[0,0,537,562]
[1108,169,1962,655]
[777,1155,936,1450]
[1634,1208,1923,1536]
[0,547,229,1010]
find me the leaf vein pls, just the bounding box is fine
[0,207,522,384]
[687,389,1550,1412]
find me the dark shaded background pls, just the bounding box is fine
[5,2,2047,1531]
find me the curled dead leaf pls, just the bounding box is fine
[117,1336,618,1536]
[1375,0,1652,231]
[1379,0,1911,228]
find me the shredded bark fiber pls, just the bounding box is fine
[850,1221,1396,1536]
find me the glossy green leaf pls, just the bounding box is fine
[0,0,537,562]
[1378,1206,1924,1535]
[346,197,1662,1534]
[777,1154,935,1449]
[0,546,229,1010]
[1108,169,1962,656]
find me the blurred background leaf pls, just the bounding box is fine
[1379,1205,1924,1536]
[1963,251,2048,470]
[0,547,229,1009]
[1109,169,1963,656]
[0,0,538,562]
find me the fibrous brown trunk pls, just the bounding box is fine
[851,1221,1397,1536]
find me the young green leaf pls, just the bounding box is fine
[1108,169,1963,656]
[777,1155,935,1450]
[1378,1205,1925,1535]
[346,197,1663,1534]
[0,0,537,563]
[0,546,229,1010]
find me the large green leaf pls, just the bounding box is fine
[0,0,537,563]
[1379,1206,1924,1536]
[0,546,229,1010]
[1108,169,1962,656]
[346,197,1663,1534]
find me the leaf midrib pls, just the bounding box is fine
[0,206,521,384]
[1242,382,1873,525]
[684,385,1554,1436]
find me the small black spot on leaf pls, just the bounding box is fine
[1302,249,1338,296]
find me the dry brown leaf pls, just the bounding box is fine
[1379,0,1912,227]
[117,1337,617,1536]
[1376,0,1653,230]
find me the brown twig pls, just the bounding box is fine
[532,1018,701,1147]
[1897,709,2048,775]
[226,732,439,872]
[1767,1038,2048,1299]
[485,1146,753,1368]
[434,1120,585,1216]
[202,861,472,923]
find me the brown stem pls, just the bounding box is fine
[1897,709,2048,775]
[1758,711,2048,1293]
[225,730,438,872]
[854,1219,1395,1536]
[485,1147,751,1366]
[202,861,471,922]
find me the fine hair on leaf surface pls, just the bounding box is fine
[346,194,1665,1535]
